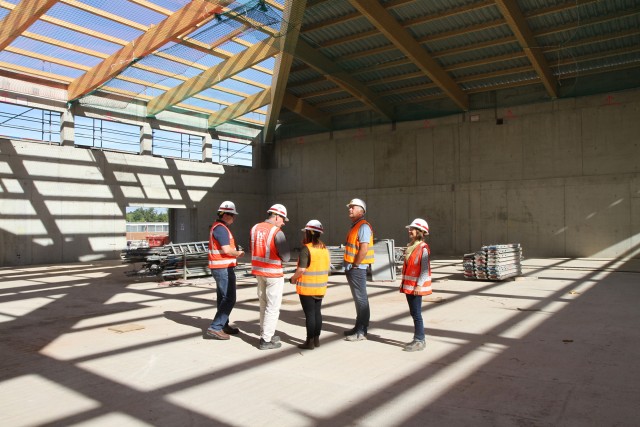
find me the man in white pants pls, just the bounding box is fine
[250,204,290,350]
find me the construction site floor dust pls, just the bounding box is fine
[1,257,639,426]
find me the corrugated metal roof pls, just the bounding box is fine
[0,0,638,139]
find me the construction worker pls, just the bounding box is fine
[250,203,291,350]
[289,220,330,350]
[399,218,432,352]
[206,201,245,340]
[343,198,374,341]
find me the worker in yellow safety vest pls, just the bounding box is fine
[289,220,330,350]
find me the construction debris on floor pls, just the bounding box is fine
[122,241,211,280]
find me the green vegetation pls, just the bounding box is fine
[126,208,168,223]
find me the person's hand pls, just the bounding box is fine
[237,250,244,257]
[289,277,295,284]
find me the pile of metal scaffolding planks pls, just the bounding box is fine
[122,241,213,280]
[464,243,523,281]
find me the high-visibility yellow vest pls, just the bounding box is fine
[208,222,237,269]
[250,222,283,277]
[296,244,330,296]
[344,219,374,264]
[400,242,432,296]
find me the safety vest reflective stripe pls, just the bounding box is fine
[208,222,237,269]
[252,265,283,274]
[252,255,281,265]
[401,282,432,294]
[400,242,432,296]
[344,219,374,264]
[209,259,236,267]
[297,244,330,296]
[251,222,283,277]
[301,271,327,276]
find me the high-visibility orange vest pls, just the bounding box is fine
[400,242,432,295]
[344,219,374,264]
[296,244,330,297]
[250,222,283,277]
[208,222,237,269]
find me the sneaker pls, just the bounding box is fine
[259,338,282,350]
[223,325,240,335]
[345,333,367,342]
[403,340,425,352]
[271,335,281,343]
[206,328,230,340]
[343,327,357,336]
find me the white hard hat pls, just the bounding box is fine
[302,219,324,234]
[347,198,367,213]
[218,200,238,215]
[406,218,429,234]
[268,203,289,221]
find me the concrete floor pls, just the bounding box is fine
[1,256,639,427]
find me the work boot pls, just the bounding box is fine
[313,336,320,347]
[206,328,230,340]
[298,338,315,350]
[259,338,282,350]
[403,340,425,352]
[260,332,280,343]
[223,325,240,335]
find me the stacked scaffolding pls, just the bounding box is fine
[463,243,523,281]
[327,246,346,273]
[158,242,210,280]
[122,241,212,280]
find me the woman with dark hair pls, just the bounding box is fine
[400,218,432,352]
[289,220,331,350]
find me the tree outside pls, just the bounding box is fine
[126,207,168,223]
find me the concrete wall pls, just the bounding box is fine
[2,87,639,266]
[0,138,267,266]
[270,89,640,259]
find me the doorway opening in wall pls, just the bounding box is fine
[125,206,170,250]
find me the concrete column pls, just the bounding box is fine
[60,108,74,146]
[140,122,152,156]
[202,132,212,163]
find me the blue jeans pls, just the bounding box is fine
[346,267,369,334]
[406,294,425,341]
[209,267,236,331]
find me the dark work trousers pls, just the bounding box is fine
[299,294,323,338]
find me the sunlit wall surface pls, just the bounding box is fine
[0,137,265,266]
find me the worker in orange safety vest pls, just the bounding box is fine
[250,203,290,350]
[343,198,374,342]
[400,218,432,352]
[206,201,245,341]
